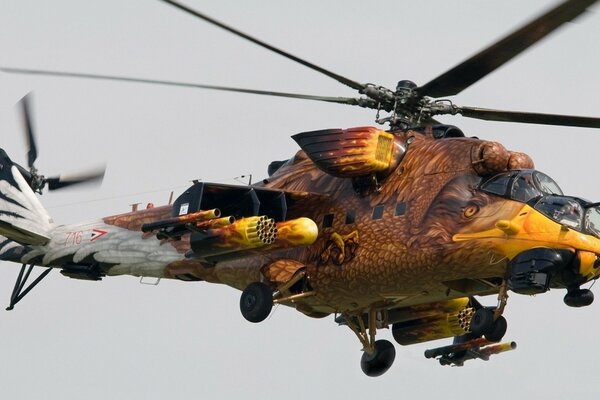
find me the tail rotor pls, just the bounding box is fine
[17,93,105,194]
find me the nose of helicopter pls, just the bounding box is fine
[453,203,600,281]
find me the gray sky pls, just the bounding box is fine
[1,1,600,399]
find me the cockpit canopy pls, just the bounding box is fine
[533,195,600,239]
[481,170,600,239]
[480,169,563,203]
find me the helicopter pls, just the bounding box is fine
[1,0,600,378]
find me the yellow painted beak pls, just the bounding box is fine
[453,204,600,280]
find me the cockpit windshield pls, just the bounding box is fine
[534,196,583,229]
[584,206,600,238]
[481,170,600,239]
[480,170,563,203]
[532,195,600,239]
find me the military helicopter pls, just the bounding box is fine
[1,0,600,377]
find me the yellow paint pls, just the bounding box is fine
[338,130,395,173]
[453,204,600,260]
[483,341,517,355]
[496,220,520,235]
[216,216,276,248]
[195,216,235,229]
[275,217,318,246]
[385,298,470,323]
[393,303,474,345]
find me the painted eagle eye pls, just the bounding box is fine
[463,204,479,218]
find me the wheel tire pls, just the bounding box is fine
[470,308,494,336]
[360,339,396,377]
[240,282,273,323]
[564,288,594,307]
[485,316,507,342]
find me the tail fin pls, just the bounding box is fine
[0,149,54,245]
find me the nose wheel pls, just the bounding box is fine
[469,283,510,343]
[470,308,508,342]
[564,288,594,307]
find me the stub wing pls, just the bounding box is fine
[142,182,324,262]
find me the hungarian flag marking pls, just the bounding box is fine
[91,228,108,241]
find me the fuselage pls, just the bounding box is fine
[4,129,600,316]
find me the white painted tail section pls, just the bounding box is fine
[0,165,54,245]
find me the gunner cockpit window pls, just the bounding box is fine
[585,206,600,238]
[535,196,583,229]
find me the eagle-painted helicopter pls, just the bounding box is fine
[1,0,600,377]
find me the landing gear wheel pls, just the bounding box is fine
[240,282,273,323]
[484,315,507,342]
[470,308,494,337]
[360,339,396,377]
[564,288,594,308]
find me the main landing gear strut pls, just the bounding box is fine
[342,309,396,377]
[239,280,397,377]
[239,272,316,323]
[469,284,509,342]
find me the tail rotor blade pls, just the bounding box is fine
[45,167,105,191]
[19,93,38,168]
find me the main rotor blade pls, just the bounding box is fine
[1,67,371,108]
[457,106,600,128]
[18,93,38,168]
[418,0,597,98]
[45,168,105,191]
[157,0,366,92]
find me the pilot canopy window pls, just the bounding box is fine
[480,170,563,203]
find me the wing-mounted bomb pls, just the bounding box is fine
[292,127,406,195]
